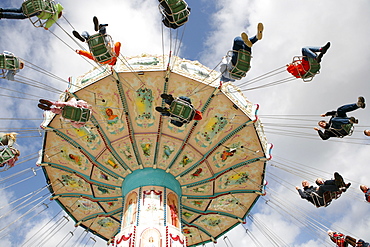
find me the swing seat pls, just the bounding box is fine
[169,98,195,124]
[22,0,56,27]
[331,123,354,138]
[0,54,21,78]
[227,50,252,80]
[87,33,116,64]
[311,191,341,208]
[61,105,91,123]
[159,0,190,28]
[0,147,17,171]
[291,56,321,82]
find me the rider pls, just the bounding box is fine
[0,132,18,146]
[220,23,264,82]
[159,0,191,29]
[73,16,121,66]
[38,98,91,128]
[314,97,366,140]
[0,2,63,30]
[295,180,318,205]
[0,147,20,168]
[287,42,330,78]
[1,51,25,81]
[155,93,202,127]
[360,185,370,202]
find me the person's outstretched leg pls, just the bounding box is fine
[1,7,23,13]
[232,36,248,65]
[0,12,27,19]
[302,46,321,59]
[336,97,365,117]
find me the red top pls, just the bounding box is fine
[330,233,346,247]
[193,110,202,120]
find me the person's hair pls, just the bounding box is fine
[364,130,370,136]
[316,178,323,185]
[58,11,63,19]
[5,132,18,141]
[19,60,25,69]
[360,185,367,192]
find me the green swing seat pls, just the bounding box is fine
[169,98,195,124]
[0,54,21,78]
[87,33,116,64]
[292,56,321,82]
[61,105,91,123]
[22,0,56,27]
[0,147,17,170]
[228,49,252,80]
[159,0,190,28]
[332,123,354,138]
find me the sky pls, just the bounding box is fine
[0,0,370,246]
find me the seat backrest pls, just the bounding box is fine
[0,147,15,164]
[62,106,91,123]
[229,49,251,80]
[87,33,115,63]
[160,0,189,26]
[0,54,20,70]
[302,57,321,78]
[341,123,354,136]
[22,0,55,17]
[330,123,354,138]
[169,99,194,122]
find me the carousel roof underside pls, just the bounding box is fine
[39,54,272,246]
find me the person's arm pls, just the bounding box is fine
[297,188,310,199]
[324,111,336,116]
[317,129,331,140]
[76,50,94,61]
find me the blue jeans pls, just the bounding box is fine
[81,26,107,40]
[331,103,359,129]
[302,46,320,61]
[231,35,257,65]
[220,75,235,83]
[1,7,38,19]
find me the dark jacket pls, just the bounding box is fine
[298,186,317,204]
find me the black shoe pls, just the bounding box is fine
[38,104,51,111]
[334,172,345,188]
[93,16,99,31]
[346,182,351,188]
[39,99,53,106]
[161,93,174,102]
[349,117,358,124]
[320,42,331,55]
[316,53,323,63]
[155,106,169,113]
[73,31,85,42]
[357,96,366,109]
[99,24,108,30]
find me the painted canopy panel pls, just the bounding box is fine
[40,54,271,246]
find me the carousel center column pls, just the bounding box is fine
[114,168,186,247]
